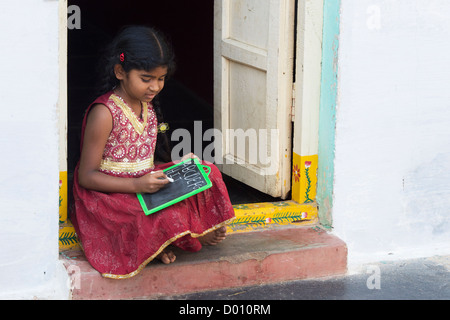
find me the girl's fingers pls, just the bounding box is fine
[152,172,169,182]
[181,153,199,161]
[150,170,164,177]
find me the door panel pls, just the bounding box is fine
[229,0,269,49]
[214,0,295,198]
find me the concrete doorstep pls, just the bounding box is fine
[61,226,347,300]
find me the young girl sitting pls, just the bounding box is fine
[70,26,235,279]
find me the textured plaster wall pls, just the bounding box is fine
[0,0,69,299]
[333,0,450,266]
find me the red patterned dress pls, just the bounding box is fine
[70,92,235,279]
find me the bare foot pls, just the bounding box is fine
[199,226,227,246]
[156,249,176,264]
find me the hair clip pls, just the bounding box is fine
[120,53,125,62]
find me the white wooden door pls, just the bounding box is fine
[214,0,295,198]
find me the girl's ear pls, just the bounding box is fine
[114,64,126,80]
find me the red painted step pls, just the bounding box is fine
[61,226,347,300]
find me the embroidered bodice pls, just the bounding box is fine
[99,93,158,178]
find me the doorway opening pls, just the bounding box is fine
[67,0,281,205]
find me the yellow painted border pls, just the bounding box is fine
[292,153,318,204]
[228,200,318,234]
[59,171,68,223]
[59,171,80,250]
[59,221,80,251]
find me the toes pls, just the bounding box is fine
[160,253,171,264]
[157,250,176,264]
[200,227,228,246]
[218,226,227,236]
[166,250,176,263]
[215,227,227,241]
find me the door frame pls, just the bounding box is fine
[291,0,324,207]
[292,0,341,228]
[57,0,341,248]
[316,0,341,227]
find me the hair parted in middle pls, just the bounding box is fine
[97,25,176,95]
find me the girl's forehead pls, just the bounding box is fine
[135,66,168,76]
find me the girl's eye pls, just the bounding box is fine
[141,77,165,83]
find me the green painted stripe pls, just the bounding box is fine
[318,0,341,227]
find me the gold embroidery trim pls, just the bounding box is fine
[101,217,236,279]
[99,157,154,174]
[110,94,148,135]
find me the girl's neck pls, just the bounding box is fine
[114,87,142,116]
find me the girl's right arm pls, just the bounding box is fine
[77,104,169,194]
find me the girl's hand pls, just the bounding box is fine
[181,153,199,162]
[134,171,170,194]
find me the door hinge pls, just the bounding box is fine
[291,82,296,122]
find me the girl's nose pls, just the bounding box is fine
[149,80,160,92]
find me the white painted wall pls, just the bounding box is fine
[0,0,69,299]
[333,0,450,267]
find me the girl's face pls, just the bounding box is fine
[116,65,168,103]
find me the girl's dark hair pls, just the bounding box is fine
[97,25,176,94]
[97,25,176,163]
